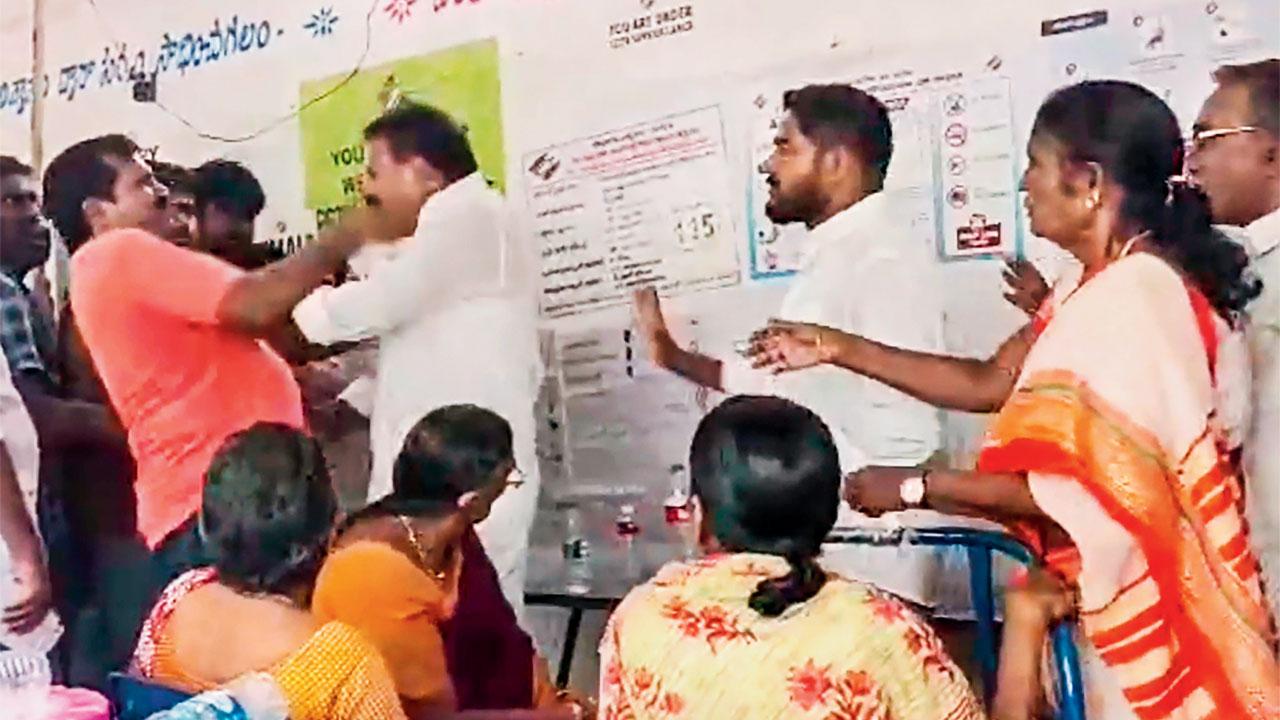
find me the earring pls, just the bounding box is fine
[1084,195,1098,210]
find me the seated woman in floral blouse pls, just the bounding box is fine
[599,395,983,720]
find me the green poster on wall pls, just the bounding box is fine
[298,38,504,222]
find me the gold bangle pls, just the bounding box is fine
[815,329,826,362]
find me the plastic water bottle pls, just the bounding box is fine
[663,464,692,524]
[614,504,640,537]
[562,508,592,596]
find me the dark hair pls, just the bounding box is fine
[152,161,195,196]
[1032,80,1261,320]
[689,395,840,617]
[783,84,893,188]
[336,404,513,536]
[201,423,337,599]
[193,159,265,221]
[42,134,139,251]
[1214,59,1280,137]
[0,155,32,180]
[363,103,478,183]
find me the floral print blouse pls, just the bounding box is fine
[598,553,982,720]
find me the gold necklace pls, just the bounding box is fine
[396,515,447,582]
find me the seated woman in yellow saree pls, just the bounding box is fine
[751,81,1277,720]
[132,423,406,720]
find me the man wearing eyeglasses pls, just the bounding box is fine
[1187,58,1280,623]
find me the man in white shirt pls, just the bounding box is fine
[634,83,942,473]
[634,85,949,604]
[0,353,55,650]
[293,104,541,611]
[1187,58,1280,622]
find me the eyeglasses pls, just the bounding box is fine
[1185,126,1260,152]
[505,467,527,489]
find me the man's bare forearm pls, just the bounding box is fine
[217,226,363,336]
[652,331,723,391]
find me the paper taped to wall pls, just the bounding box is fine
[524,105,741,319]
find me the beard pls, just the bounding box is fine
[764,176,825,227]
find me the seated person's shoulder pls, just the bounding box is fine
[820,574,914,615]
[612,559,716,620]
[180,583,321,640]
[298,621,385,664]
[319,538,409,586]
[315,536,445,614]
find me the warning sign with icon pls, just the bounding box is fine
[956,214,1003,251]
[936,74,1018,261]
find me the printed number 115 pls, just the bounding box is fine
[674,211,717,247]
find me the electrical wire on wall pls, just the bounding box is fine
[82,0,381,144]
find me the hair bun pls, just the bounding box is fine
[748,579,790,617]
[748,553,827,618]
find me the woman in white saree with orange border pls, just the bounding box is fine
[979,249,1272,719]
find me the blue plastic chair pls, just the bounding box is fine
[108,671,194,720]
[826,526,1086,720]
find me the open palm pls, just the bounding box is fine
[748,320,831,373]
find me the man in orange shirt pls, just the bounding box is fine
[41,135,375,680]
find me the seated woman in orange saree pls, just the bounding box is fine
[312,405,583,720]
[750,80,1277,720]
[131,423,406,720]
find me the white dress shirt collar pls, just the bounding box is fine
[1245,206,1280,259]
[797,191,890,271]
[418,172,488,223]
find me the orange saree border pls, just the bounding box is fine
[979,370,1278,720]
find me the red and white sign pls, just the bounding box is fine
[955,214,1002,251]
[944,123,968,147]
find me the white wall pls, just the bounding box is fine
[3,0,1277,463]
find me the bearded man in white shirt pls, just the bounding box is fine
[1186,58,1280,623]
[635,83,942,474]
[634,84,950,603]
[293,104,541,611]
